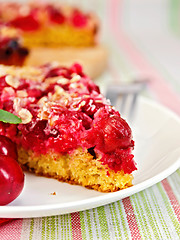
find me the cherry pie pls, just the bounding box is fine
[0,2,107,78]
[0,63,136,192]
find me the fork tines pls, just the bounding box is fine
[106,80,147,121]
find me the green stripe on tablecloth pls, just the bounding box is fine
[92,208,100,239]
[60,216,64,239]
[157,182,180,237]
[55,216,59,240]
[148,188,172,238]
[140,190,164,239]
[79,211,87,239]
[86,210,93,239]
[117,201,129,239]
[63,215,66,239]
[97,206,110,240]
[46,217,50,240]
[131,194,153,239]
[41,218,46,240]
[28,219,34,240]
[80,209,102,239]
[66,214,71,240]
[169,0,180,35]
[109,203,122,239]
[79,210,94,239]
[50,216,56,240]
[177,169,180,177]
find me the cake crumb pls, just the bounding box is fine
[50,192,56,195]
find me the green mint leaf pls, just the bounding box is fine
[0,109,22,124]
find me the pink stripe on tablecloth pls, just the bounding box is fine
[71,212,83,240]
[122,197,142,240]
[162,179,180,223]
[109,0,180,115]
[0,219,23,240]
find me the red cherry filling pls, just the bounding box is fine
[85,107,133,152]
[0,135,18,160]
[71,9,88,28]
[76,98,105,118]
[0,63,136,174]
[47,5,65,24]
[18,119,49,154]
[45,67,72,79]
[18,107,92,154]
[0,155,24,205]
[0,76,8,95]
[9,15,40,31]
[70,63,85,76]
[0,123,18,142]
[102,148,136,174]
[83,107,136,173]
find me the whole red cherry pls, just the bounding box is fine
[0,135,18,160]
[0,155,24,205]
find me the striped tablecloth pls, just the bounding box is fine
[0,0,180,239]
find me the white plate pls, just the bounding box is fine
[0,97,180,218]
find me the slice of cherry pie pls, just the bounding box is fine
[0,63,136,192]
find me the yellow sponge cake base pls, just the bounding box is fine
[18,147,133,192]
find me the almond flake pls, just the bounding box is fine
[57,77,69,85]
[49,115,59,126]
[37,96,48,105]
[37,103,50,120]
[5,75,20,89]
[51,86,69,101]
[54,85,64,94]
[16,90,28,98]
[18,109,32,124]
[70,75,81,83]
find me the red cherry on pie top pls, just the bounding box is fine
[9,15,40,31]
[71,10,88,28]
[47,5,66,24]
[84,107,133,153]
[0,155,24,205]
[0,135,18,160]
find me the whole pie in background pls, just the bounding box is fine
[0,2,108,79]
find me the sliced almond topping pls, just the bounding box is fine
[51,86,69,101]
[37,96,48,105]
[70,82,83,89]
[54,85,64,94]
[5,75,20,89]
[70,74,81,83]
[49,115,59,127]
[2,87,15,96]
[18,108,32,124]
[37,103,50,120]
[45,77,60,84]
[57,77,69,85]
[16,90,28,98]
[13,98,22,113]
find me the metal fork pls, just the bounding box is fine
[106,80,147,121]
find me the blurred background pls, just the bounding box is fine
[0,0,180,114]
